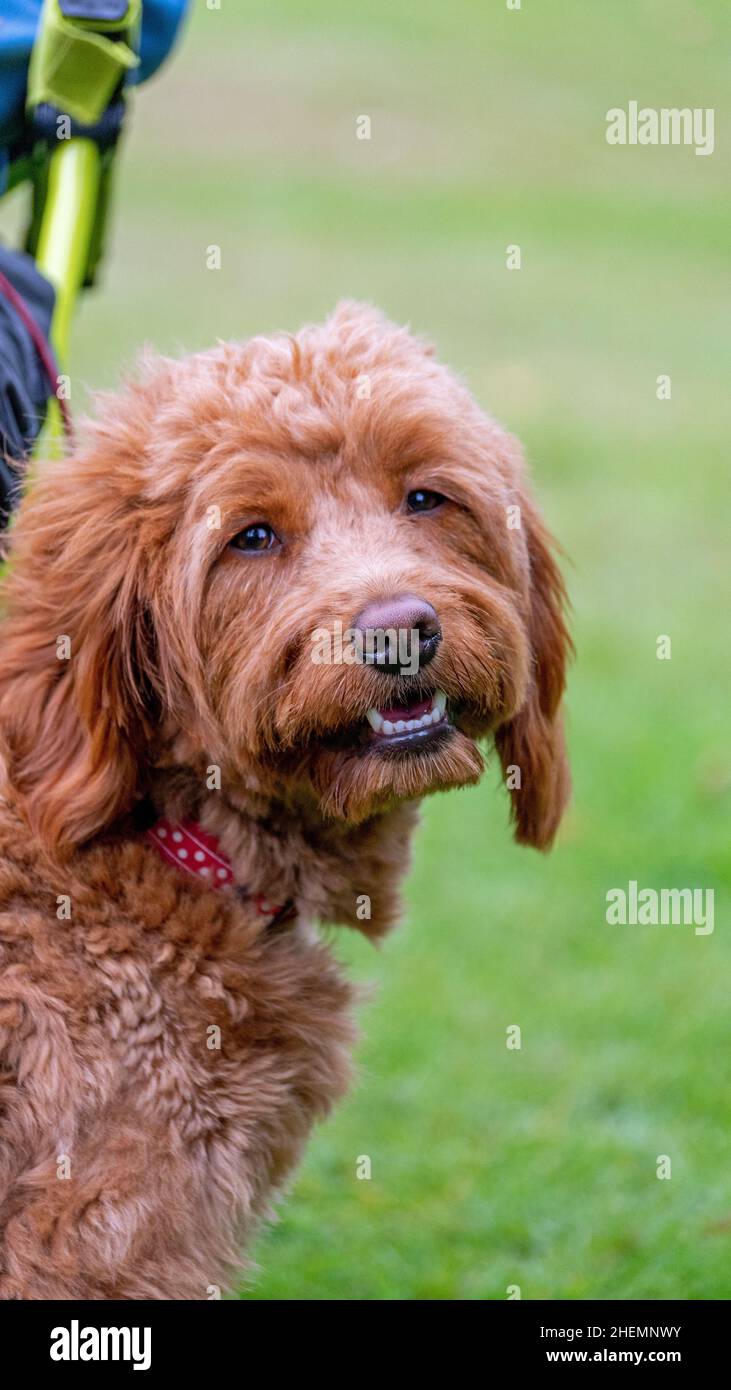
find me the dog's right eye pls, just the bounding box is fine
[230,524,280,553]
[406,488,446,513]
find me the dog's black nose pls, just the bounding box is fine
[353,593,442,673]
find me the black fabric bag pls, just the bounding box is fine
[0,245,56,523]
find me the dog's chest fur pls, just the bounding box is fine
[0,794,356,1298]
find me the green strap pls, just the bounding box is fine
[27,0,141,126]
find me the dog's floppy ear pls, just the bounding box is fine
[495,495,571,849]
[0,429,161,857]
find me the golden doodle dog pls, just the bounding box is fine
[0,302,570,1298]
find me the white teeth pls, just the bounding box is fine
[366,691,449,739]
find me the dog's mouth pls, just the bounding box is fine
[292,686,484,819]
[363,689,452,751]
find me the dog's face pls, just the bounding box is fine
[0,303,570,852]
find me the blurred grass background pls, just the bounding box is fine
[5,0,730,1298]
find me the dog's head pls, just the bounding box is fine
[0,303,570,854]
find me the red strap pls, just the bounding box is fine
[145,817,294,926]
[146,816,234,887]
[0,268,74,443]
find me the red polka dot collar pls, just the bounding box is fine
[145,817,294,927]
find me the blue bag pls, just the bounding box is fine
[0,0,188,185]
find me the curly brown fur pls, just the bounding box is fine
[0,302,570,1298]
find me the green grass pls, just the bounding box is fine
[4,0,729,1299]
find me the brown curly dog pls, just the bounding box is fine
[0,302,570,1299]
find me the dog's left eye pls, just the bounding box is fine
[230,524,280,552]
[406,488,445,513]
